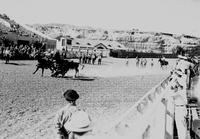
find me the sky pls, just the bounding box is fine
[0,0,200,36]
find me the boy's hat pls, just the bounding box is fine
[63,89,79,101]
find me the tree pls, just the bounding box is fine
[187,45,200,57]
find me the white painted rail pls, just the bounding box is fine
[80,74,179,139]
[81,69,191,139]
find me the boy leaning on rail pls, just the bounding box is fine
[55,89,93,139]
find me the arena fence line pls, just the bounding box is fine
[97,75,173,139]
[88,71,190,139]
[110,50,177,58]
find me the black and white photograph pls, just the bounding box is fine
[0,0,200,138]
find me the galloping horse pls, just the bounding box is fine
[158,58,169,69]
[33,52,56,76]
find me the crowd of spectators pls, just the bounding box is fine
[0,44,34,60]
[0,41,46,60]
[0,13,51,60]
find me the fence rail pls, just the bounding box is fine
[85,67,192,139]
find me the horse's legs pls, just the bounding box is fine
[51,70,59,77]
[5,56,8,64]
[41,68,44,77]
[81,64,85,70]
[50,67,54,74]
[61,71,66,77]
[62,69,69,78]
[75,68,79,77]
[33,67,39,74]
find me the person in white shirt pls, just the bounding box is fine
[4,48,10,64]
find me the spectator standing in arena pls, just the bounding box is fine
[91,52,96,65]
[126,56,129,66]
[88,52,91,64]
[143,58,147,67]
[136,56,140,67]
[4,47,10,64]
[98,53,102,65]
[151,58,154,67]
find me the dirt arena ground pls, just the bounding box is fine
[0,58,176,139]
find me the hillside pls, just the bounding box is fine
[0,13,55,46]
[29,23,120,40]
[29,23,200,53]
[29,23,200,44]
[1,12,200,54]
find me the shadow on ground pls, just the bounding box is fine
[53,75,97,81]
[3,62,31,66]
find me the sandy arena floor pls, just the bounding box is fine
[0,58,176,139]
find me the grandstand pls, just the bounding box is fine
[0,13,56,50]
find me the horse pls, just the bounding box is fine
[51,58,84,78]
[158,58,169,69]
[33,52,56,76]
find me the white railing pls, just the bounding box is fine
[103,75,173,139]
[86,71,190,139]
[82,75,173,139]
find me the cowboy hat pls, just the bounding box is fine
[63,89,79,101]
[64,110,93,132]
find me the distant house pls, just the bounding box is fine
[95,41,127,56]
[93,43,109,56]
[56,36,73,50]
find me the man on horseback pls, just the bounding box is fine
[51,50,84,78]
[33,50,56,76]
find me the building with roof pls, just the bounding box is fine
[56,36,127,57]
[56,35,73,50]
